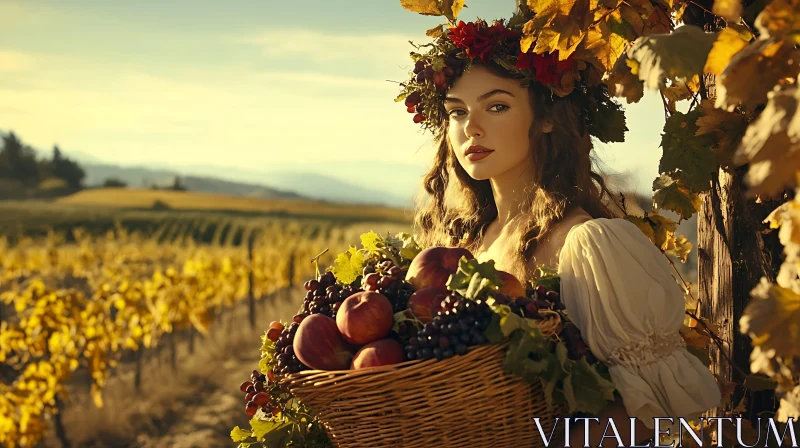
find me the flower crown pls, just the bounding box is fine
[395,10,628,144]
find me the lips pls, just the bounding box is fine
[465,145,495,162]
[465,145,494,155]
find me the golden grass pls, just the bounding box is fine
[44,288,305,448]
[57,188,412,223]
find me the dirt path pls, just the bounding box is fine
[41,289,302,448]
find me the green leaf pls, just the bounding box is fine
[483,305,539,342]
[447,257,502,299]
[394,231,422,261]
[360,230,382,253]
[659,110,719,192]
[562,357,617,414]
[230,426,252,443]
[686,345,712,367]
[626,25,717,90]
[539,343,571,405]
[250,417,293,443]
[504,328,550,382]
[531,265,560,292]
[330,246,366,285]
[744,373,778,391]
[652,173,702,220]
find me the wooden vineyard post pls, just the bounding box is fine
[169,331,177,372]
[248,232,256,330]
[134,348,143,395]
[53,394,71,448]
[696,73,783,419]
[188,326,195,354]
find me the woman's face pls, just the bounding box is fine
[444,64,536,181]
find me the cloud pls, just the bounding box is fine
[230,28,423,66]
[0,50,34,72]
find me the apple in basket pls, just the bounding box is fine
[497,270,526,298]
[294,314,356,371]
[336,291,394,345]
[351,338,406,369]
[405,247,474,290]
[406,287,449,323]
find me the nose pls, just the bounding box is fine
[464,116,484,139]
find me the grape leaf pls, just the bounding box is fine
[704,27,750,75]
[250,417,292,444]
[399,0,444,16]
[330,246,366,285]
[695,99,749,169]
[755,0,800,40]
[484,305,536,343]
[393,231,422,261]
[626,25,717,90]
[659,110,719,192]
[563,357,617,414]
[648,212,678,251]
[623,215,657,242]
[652,173,702,220]
[447,257,501,299]
[686,345,713,367]
[716,38,800,112]
[360,230,382,253]
[231,427,252,443]
[776,385,800,422]
[504,328,551,382]
[643,4,673,35]
[608,54,645,103]
[733,84,800,197]
[667,234,693,263]
[660,78,693,113]
[740,278,800,359]
[426,24,445,38]
[713,0,743,21]
[442,0,466,22]
[744,373,778,391]
[578,17,629,72]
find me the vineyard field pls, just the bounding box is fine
[0,199,409,448]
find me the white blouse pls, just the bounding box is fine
[557,218,721,428]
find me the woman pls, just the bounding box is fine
[401,16,721,447]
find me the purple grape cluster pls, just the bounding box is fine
[404,293,493,361]
[361,260,414,313]
[301,271,361,319]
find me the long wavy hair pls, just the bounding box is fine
[412,62,622,282]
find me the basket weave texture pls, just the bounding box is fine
[281,343,568,448]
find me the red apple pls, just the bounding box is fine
[497,270,526,298]
[294,314,355,371]
[351,339,406,369]
[407,287,449,323]
[405,247,474,290]
[336,291,394,345]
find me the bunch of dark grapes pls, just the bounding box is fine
[561,323,597,364]
[300,271,361,319]
[403,293,493,361]
[266,320,307,375]
[405,56,463,123]
[491,285,566,319]
[361,260,414,313]
[239,369,283,417]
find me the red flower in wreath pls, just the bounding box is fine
[515,51,575,86]
[447,20,518,63]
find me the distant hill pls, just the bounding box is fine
[81,163,304,201]
[80,162,411,208]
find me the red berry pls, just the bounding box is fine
[267,327,281,342]
[269,321,284,331]
[268,370,275,382]
[407,105,416,113]
[239,381,253,393]
[245,392,256,402]
[253,392,270,406]
[246,402,258,416]
[413,113,425,124]
[292,314,305,324]
[271,407,281,416]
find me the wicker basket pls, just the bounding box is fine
[281,342,568,448]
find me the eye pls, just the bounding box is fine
[447,104,509,118]
[489,104,509,113]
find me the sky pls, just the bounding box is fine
[0,0,671,199]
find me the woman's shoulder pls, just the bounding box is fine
[529,207,594,268]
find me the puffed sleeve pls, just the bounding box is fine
[557,218,721,428]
